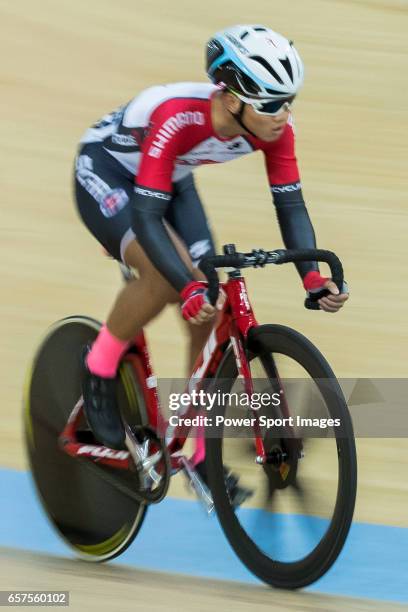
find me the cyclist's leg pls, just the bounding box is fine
[167,173,217,373]
[74,146,203,447]
[108,224,196,340]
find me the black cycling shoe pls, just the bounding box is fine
[81,345,126,450]
[195,460,253,508]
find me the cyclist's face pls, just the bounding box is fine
[244,103,290,142]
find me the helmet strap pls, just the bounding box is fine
[229,101,258,139]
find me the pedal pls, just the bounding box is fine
[223,470,254,508]
[230,483,254,508]
[180,456,214,514]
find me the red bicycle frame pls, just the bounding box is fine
[59,274,271,470]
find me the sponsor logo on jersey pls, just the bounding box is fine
[271,181,301,194]
[134,186,171,200]
[100,188,129,217]
[76,155,130,216]
[148,111,205,159]
[176,136,250,167]
[111,133,137,146]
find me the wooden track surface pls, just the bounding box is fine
[2,548,407,612]
[1,0,407,608]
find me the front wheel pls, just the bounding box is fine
[206,324,357,589]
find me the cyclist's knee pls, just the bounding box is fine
[123,239,180,304]
[148,277,179,305]
[141,275,179,309]
[123,239,156,276]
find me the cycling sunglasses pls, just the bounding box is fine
[251,96,295,116]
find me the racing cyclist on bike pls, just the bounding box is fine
[74,25,349,479]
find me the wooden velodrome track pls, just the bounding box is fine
[1,0,407,609]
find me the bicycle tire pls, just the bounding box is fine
[23,316,147,562]
[205,323,357,589]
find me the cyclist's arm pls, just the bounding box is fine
[263,121,319,281]
[132,186,192,291]
[131,108,193,292]
[271,182,318,275]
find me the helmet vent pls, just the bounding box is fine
[279,57,294,82]
[216,61,261,96]
[206,39,225,71]
[250,56,284,84]
[254,27,267,32]
[265,87,285,95]
[240,31,249,40]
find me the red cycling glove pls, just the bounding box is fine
[303,271,329,293]
[180,281,208,321]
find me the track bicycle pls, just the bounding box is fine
[24,244,357,589]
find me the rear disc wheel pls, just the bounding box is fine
[24,316,148,562]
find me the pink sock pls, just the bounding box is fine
[192,424,206,466]
[86,324,130,378]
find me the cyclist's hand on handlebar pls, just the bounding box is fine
[304,271,349,313]
[318,279,349,313]
[180,281,216,325]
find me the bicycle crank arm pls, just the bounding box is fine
[180,456,214,514]
[125,425,161,471]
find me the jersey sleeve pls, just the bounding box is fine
[135,103,180,193]
[262,119,301,187]
[135,99,207,193]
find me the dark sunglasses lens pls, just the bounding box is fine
[259,96,295,114]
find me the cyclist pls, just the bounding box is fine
[74,24,349,461]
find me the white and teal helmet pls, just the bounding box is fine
[206,25,304,102]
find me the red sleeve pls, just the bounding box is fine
[136,99,209,193]
[261,121,301,186]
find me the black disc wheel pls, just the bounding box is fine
[205,324,357,589]
[24,316,148,562]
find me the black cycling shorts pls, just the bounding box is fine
[74,143,216,265]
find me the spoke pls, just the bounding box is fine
[291,477,329,541]
[262,466,279,508]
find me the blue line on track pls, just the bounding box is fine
[1,468,406,603]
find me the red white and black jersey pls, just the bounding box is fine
[80,82,300,194]
[79,82,316,292]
